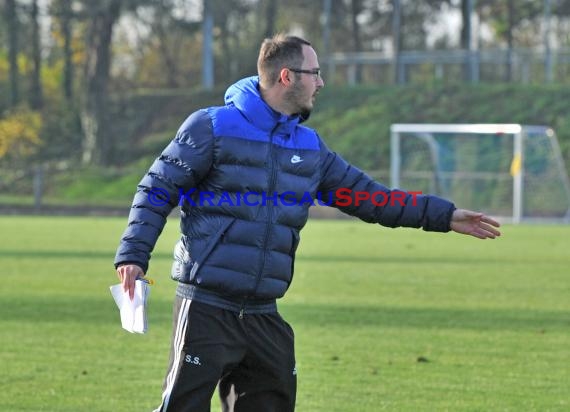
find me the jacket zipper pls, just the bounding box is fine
[253,125,280,296]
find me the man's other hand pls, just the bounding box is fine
[116,264,145,300]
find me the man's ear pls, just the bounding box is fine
[279,68,292,85]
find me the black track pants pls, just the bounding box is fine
[153,297,296,412]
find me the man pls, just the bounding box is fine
[115,34,500,412]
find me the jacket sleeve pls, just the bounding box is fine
[317,137,456,232]
[114,110,214,272]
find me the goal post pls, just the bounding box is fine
[390,123,570,224]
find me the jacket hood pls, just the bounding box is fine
[224,76,302,134]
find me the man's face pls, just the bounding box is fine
[284,45,324,119]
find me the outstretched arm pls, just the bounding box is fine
[450,209,501,239]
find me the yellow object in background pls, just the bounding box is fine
[510,154,522,176]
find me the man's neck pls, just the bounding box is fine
[259,85,293,116]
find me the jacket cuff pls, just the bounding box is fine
[422,196,456,232]
[114,260,148,273]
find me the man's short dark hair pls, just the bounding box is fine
[257,34,312,87]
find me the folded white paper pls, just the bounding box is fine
[109,280,150,334]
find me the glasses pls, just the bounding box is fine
[288,68,321,81]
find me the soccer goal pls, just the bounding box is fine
[390,124,570,223]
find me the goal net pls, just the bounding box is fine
[390,124,570,223]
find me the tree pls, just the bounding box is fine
[52,0,75,101]
[210,0,259,81]
[459,0,468,49]
[0,107,42,161]
[506,0,515,81]
[349,0,364,83]
[142,0,198,88]
[80,0,122,165]
[263,0,278,39]
[477,0,544,47]
[4,0,20,107]
[29,0,43,109]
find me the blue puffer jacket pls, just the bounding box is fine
[114,76,455,312]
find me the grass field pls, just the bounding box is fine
[1,216,568,411]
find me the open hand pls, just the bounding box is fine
[450,209,501,239]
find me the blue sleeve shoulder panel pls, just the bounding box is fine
[114,110,214,272]
[317,137,456,232]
